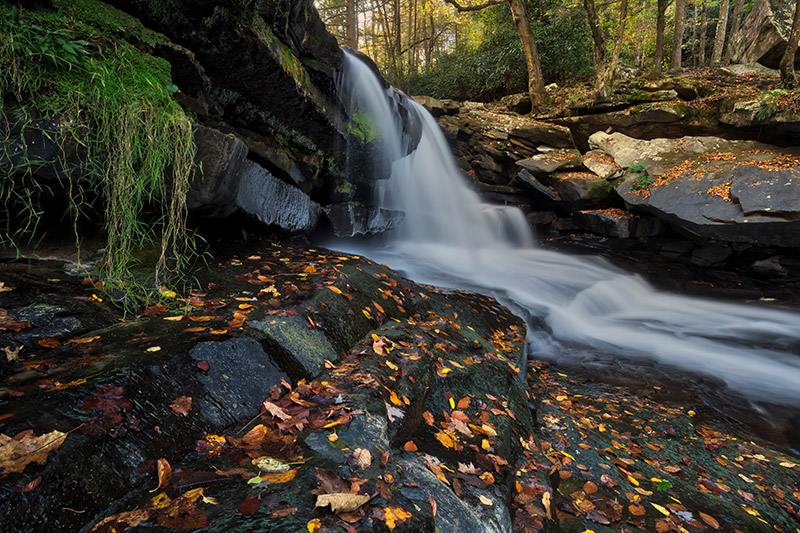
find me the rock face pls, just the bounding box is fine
[728,0,800,68]
[323,204,406,237]
[589,131,800,246]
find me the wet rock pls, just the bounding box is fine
[527,211,557,225]
[731,165,800,215]
[413,96,460,117]
[235,161,321,233]
[516,170,562,202]
[188,337,289,426]
[323,204,405,237]
[249,316,339,379]
[751,256,787,275]
[551,171,612,205]
[3,304,83,348]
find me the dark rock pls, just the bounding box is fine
[509,122,575,149]
[235,161,321,233]
[188,337,289,426]
[691,244,732,266]
[575,209,669,238]
[731,165,800,216]
[515,170,561,201]
[187,125,249,218]
[3,304,83,348]
[323,204,405,237]
[500,93,532,114]
[527,211,557,225]
[412,96,460,117]
[551,171,612,205]
[727,0,799,68]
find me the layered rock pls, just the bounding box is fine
[727,0,800,68]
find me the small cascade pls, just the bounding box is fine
[332,50,800,406]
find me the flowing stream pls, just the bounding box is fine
[330,51,800,407]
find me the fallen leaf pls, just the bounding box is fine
[197,360,210,372]
[252,456,290,473]
[170,396,192,417]
[651,502,670,516]
[3,345,22,362]
[154,458,171,491]
[13,476,42,492]
[146,346,161,353]
[383,506,413,529]
[352,448,372,470]
[37,338,62,349]
[403,441,417,452]
[584,481,598,494]
[428,495,436,518]
[307,518,322,532]
[239,494,260,516]
[262,401,291,421]
[316,493,371,513]
[0,430,66,474]
[478,494,493,506]
[699,511,720,529]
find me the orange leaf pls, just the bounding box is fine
[383,506,412,530]
[155,458,171,490]
[303,265,317,273]
[434,431,455,449]
[37,338,62,349]
[169,396,192,416]
[583,481,598,495]
[699,511,720,529]
[404,441,417,452]
[261,468,298,484]
[242,424,267,445]
[423,411,435,426]
[456,397,470,409]
[629,503,645,516]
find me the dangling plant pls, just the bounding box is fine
[0,1,200,312]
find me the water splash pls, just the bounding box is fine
[333,50,800,406]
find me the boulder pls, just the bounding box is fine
[509,122,575,149]
[551,171,613,205]
[605,133,800,246]
[641,77,699,100]
[516,149,582,174]
[582,150,623,179]
[720,63,781,77]
[500,93,532,114]
[720,99,800,127]
[187,126,249,218]
[323,204,405,237]
[575,208,669,238]
[235,161,321,233]
[413,95,450,117]
[727,0,800,68]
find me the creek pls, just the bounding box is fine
[327,50,800,417]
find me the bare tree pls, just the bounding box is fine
[780,0,800,88]
[710,0,730,65]
[443,0,549,110]
[671,0,686,70]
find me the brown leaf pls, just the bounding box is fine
[13,476,42,492]
[352,448,372,470]
[37,338,62,349]
[315,467,351,494]
[628,503,645,516]
[155,458,171,490]
[316,493,371,514]
[271,506,298,518]
[141,303,167,317]
[170,396,192,417]
[0,430,66,474]
[239,494,261,516]
[241,424,267,445]
[3,345,22,362]
[262,400,291,421]
[584,481,598,495]
[428,495,437,518]
[699,511,720,529]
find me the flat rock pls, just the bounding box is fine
[516,149,581,174]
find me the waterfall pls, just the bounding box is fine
[332,50,800,406]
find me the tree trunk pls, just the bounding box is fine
[671,0,686,70]
[508,0,549,110]
[691,0,699,67]
[723,0,744,64]
[780,0,800,88]
[710,0,730,65]
[653,0,668,73]
[583,0,608,98]
[699,0,707,65]
[601,0,628,100]
[346,0,358,49]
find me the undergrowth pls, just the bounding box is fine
[0,1,201,313]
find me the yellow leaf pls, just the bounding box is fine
[149,492,172,509]
[478,495,493,506]
[146,346,161,352]
[0,430,66,474]
[627,475,639,486]
[383,506,412,529]
[652,502,670,516]
[163,316,183,321]
[161,290,177,298]
[316,493,371,513]
[435,431,455,448]
[363,309,373,319]
[303,265,317,273]
[327,286,343,294]
[742,506,761,517]
[307,518,322,532]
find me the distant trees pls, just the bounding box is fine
[780,0,800,88]
[313,0,772,104]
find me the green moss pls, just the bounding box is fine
[0,1,197,311]
[588,180,614,199]
[344,111,378,143]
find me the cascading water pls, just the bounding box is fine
[334,50,800,407]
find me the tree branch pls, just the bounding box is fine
[442,0,506,12]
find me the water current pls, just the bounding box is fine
[330,50,800,408]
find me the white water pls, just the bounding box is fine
[333,51,800,406]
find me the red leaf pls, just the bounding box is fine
[239,494,261,516]
[197,360,210,372]
[14,476,42,492]
[170,396,192,417]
